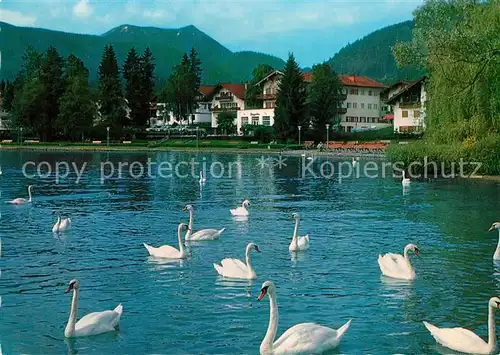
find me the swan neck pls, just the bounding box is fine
[178,225,185,255]
[65,288,79,337]
[187,210,193,238]
[488,303,497,349]
[261,289,278,354]
[495,230,500,259]
[245,246,254,276]
[293,218,299,241]
[28,186,32,202]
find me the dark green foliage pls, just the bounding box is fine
[274,53,308,140]
[140,47,155,125]
[244,64,274,109]
[98,45,127,128]
[241,124,275,143]
[0,22,286,84]
[2,81,15,111]
[123,47,142,126]
[0,80,5,95]
[327,21,424,83]
[57,54,96,141]
[216,111,236,134]
[308,63,343,135]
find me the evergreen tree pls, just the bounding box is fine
[57,54,96,141]
[308,63,343,135]
[98,45,127,130]
[245,64,274,109]
[216,111,237,134]
[2,81,15,111]
[123,47,142,127]
[0,80,5,96]
[139,47,155,127]
[274,53,308,140]
[189,47,202,90]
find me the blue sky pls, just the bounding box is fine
[1,0,423,66]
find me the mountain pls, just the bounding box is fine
[327,21,424,84]
[0,22,286,85]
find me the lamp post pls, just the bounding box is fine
[298,125,302,146]
[196,126,199,149]
[20,127,23,145]
[106,126,110,149]
[326,123,330,150]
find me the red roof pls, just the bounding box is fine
[302,72,313,83]
[199,85,216,96]
[339,75,387,88]
[217,83,246,99]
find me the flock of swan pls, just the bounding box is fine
[6,181,500,354]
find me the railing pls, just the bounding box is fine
[212,106,241,112]
[214,93,233,101]
[256,93,276,100]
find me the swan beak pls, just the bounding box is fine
[496,301,500,309]
[183,207,187,211]
[257,286,268,300]
[489,226,495,232]
[255,246,261,253]
[64,286,73,293]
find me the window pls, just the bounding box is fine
[360,103,365,109]
[361,90,365,95]
[374,104,378,110]
[241,116,249,125]
[368,90,372,96]
[372,117,377,123]
[367,103,372,109]
[251,116,259,125]
[402,110,408,118]
[414,110,420,118]
[361,117,366,122]
[349,88,358,95]
[355,117,359,122]
[262,116,271,126]
[347,102,352,108]
[352,103,358,109]
[264,101,275,109]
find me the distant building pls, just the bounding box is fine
[236,70,389,134]
[0,95,11,132]
[208,83,246,133]
[149,86,216,128]
[385,77,427,133]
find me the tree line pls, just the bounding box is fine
[0,44,204,141]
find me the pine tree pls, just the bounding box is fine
[274,53,308,140]
[189,47,202,90]
[308,63,343,136]
[139,47,155,127]
[0,80,5,96]
[123,47,142,127]
[57,54,96,141]
[98,45,127,130]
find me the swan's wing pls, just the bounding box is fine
[218,258,248,277]
[274,323,344,354]
[189,228,224,240]
[378,253,411,276]
[143,243,180,258]
[74,309,121,336]
[423,321,489,354]
[298,235,310,250]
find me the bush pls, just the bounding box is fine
[386,135,500,176]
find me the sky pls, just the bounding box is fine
[1,0,424,66]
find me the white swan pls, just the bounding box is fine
[258,281,351,354]
[402,171,411,186]
[423,297,500,355]
[352,157,358,168]
[378,243,419,280]
[52,211,72,233]
[143,223,189,259]
[199,171,206,184]
[489,222,500,260]
[213,242,260,279]
[289,213,309,252]
[8,185,33,204]
[184,204,225,241]
[64,279,123,338]
[230,200,250,216]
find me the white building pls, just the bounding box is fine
[236,70,390,133]
[149,86,215,128]
[209,83,246,132]
[337,75,390,132]
[385,77,426,133]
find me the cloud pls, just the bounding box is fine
[0,9,36,26]
[73,0,93,18]
[143,9,170,21]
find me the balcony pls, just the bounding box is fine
[336,107,347,115]
[256,93,276,100]
[214,92,234,101]
[212,106,241,112]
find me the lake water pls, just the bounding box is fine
[0,150,499,354]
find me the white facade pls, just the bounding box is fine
[236,108,274,133]
[339,86,391,132]
[390,79,427,133]
[210,87,245,129]
[150,102,212,127]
